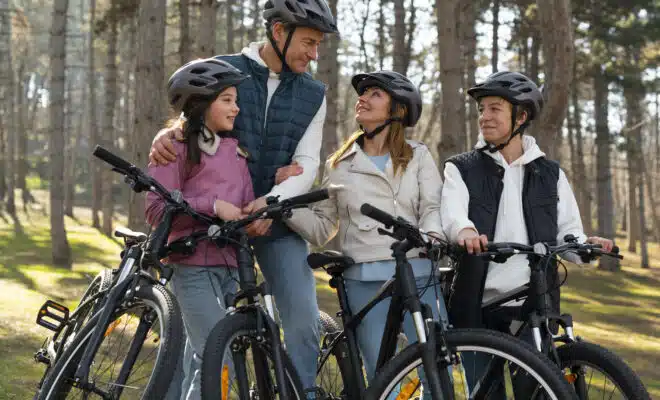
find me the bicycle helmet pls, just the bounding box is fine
[167,58,249,114]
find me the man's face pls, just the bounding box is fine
[272,23,324,73]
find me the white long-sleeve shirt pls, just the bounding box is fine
[441,135,587,303]
[242,42,326,200]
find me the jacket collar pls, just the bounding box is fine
[339,142,403,194]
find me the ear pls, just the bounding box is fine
[271,21,286,42]
[516,109,528,126]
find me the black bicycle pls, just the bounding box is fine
[33,144,243,399]
[199,187,336,399]
[309,203,578,400]
[476,237,651,399]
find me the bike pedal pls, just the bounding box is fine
[36,300,69,332]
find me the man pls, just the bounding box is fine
[151,1,339,398]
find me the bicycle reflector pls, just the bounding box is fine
[36,300,70,332]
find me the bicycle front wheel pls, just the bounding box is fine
[367,328,577,400]
[557,340,650,399]
[37,283,183,400]
[201,312,305,400]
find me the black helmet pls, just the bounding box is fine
[263,0,339,33]
[351,71,422,127]
[167,58,249,114]
[467,71,543,120]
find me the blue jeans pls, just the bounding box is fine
[252,233,320,391]
[167,266,239,400]
[344,276,450,398]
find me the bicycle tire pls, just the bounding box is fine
[366,328,578,400]
[316,310,355,399]
[557,340,650,399]
[37,283,183,400]
[201,312,305,399]
[33,269,115,398]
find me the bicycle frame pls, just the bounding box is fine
[325,238,449,399]
[221,229,292,399]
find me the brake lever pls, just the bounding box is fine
[377,227,395,238]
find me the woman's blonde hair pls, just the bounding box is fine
[328,102,413,174]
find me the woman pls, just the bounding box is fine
[285,70,449,385]
[145,58,253,399]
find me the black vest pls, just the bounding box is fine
[445,150,561,329]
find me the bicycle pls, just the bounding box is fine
[309,203,578,400]
[34,144,243,399]
[197,186,337,399]
[474,236,651,399]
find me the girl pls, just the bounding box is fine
[145,58,253,400]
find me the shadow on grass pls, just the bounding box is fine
[0,223,117,297]
[561,267,660,338]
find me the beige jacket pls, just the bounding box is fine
[286,140,445,264]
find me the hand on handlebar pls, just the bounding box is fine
[457,228,488,255]
[586,236,614,253]
[242,197,273,237]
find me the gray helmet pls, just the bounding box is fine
[351,71,423,127]
[167,58,249,114]
[467,71,544,120]
[263,0,339,33]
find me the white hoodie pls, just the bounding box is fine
[241,42,327,200]
[441,135,586,303]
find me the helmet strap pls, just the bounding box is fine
[266,23,296,74]
[479,104,530,153]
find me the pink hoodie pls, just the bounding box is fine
[145,137,254,267]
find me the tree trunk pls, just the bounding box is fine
[642,158,660,242]
[639,161,650,268]
[130,0,166,230]
[464,0,479,148]
[198,0,217,57]
[49,0,72,268]
[102,2,119,236]
[16,64,29,207]
[403,0,416,76]
[491,0,499,73]
[377,0,386,70]
[88,0,101,228]
[572,68,593,233]
[64,78,75,217]
[594,64,618,270]
[436,0,464,170]
[179,0,191,64]
[0,0,16,216]
[317,0,339,179]
[248,0,260,43]
[392,0,406,73]
[533,0,573,162]
[226,0,235,53]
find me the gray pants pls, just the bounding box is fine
[165,266,238,400]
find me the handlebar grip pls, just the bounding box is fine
[93,145,133,172]
[360,203,397,228]
[612,245,620,254]
[283,189,329,207]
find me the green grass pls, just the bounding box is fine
[1,191,659,398]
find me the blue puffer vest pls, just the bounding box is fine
[216,53,325,240]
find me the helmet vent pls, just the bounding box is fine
[190,67,208,75]
[189,79,207,87]
[285,1,296,12]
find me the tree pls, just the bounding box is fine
[198,0,217,57]
[436,0,465,169]
[101,0,119,236]
[129,0,166,230]
[49,0,72,267]
[534,0,574,162]
[317,0,339,178]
